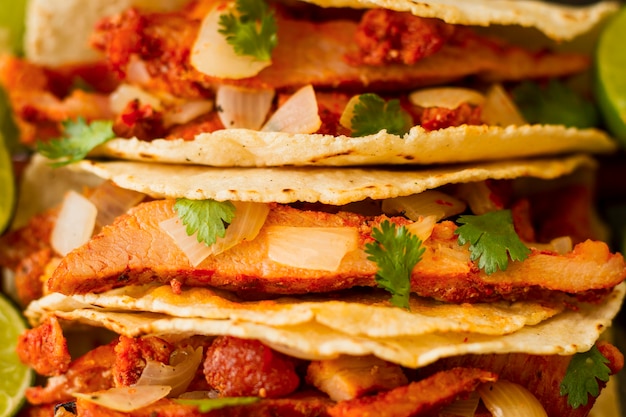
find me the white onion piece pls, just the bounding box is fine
[51,191,98,256]
[88,181,145,229]
[160,202,270,266]
[482,84,527,126]
[164,100,215,127]
[73,386,171,412]
[409,87,485,109]
[109,84,163,115]
[530,236,573,255]
[454,181,503,215]
[438,391,480,417]
[477,380,548,417]
[126,57,152,84]
[338,95,361,131]
[261,85,321,133]
[405,215,437,242]
[266,226,359,271]
[382,190,466,222]
[216,85,274,129]
[191,1,272,79]
[136,347,203,397]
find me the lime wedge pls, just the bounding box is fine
[595,7,626,145]
[0,293,32,417]
[0,132,14,234]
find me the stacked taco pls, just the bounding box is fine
[1,0,625,416]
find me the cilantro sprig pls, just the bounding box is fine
[560,345,611,408]
[455,209,530,275]
[175,397,259,412]
[365,220,425,309]
[174,198,236,246]
[350,94,413,137]
[36,117,115,167]
[218,0,278,61]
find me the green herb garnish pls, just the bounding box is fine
[455,209,530,275]
[350,93,413,137]
[218,0,277,61]
[560,345,611,408]
[512,80,599,129]
[365,220,425,309]
[175,397,259,412]
[36,117,115,167]
[174,198,236,246]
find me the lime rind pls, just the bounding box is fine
[0,293,33,417]
[595,7,626,145]
[0,132,15,234]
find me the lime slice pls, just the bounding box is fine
[595,7,626,145]
[0,293,32,417]
[0,132,15,234]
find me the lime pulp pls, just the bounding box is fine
[0,293,32,417]
[595,6,626,145]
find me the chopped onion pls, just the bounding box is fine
[338,94,362,131]
[438,391,480,417]
[88,180,146,230]
[136,346,203,397]
[191,1,272,79]
[382,190,467,222]
[109,84,163,115]
[216,85,275,130]
[530,236,573,255]
[266,226,359,271]
[477,380,548,417]
[73,386,171,412]
[482,84,527,126]
[408,87,485,109]
[261,85,321,133]
[160,202,270,266]
[51,190,98,256]
[454,181,503,215]
[164,99,215,127]
[405,215,437,242]
[126,57,152,84]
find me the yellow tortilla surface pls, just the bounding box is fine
[26,283,625,368]
[74,153,597,205]
[93,125,616,168]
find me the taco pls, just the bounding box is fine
[0,0,619,167]
[2,153,625,416]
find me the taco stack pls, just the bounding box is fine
[1,0,625,416]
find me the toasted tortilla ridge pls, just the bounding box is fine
[92,125,616,168]
[74,153,597,205]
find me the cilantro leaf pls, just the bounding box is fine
[351,93,413,137]
[511,80,599,129]
[365,220,425,309]
[36,117,115,167]
[218,0,277,61]
[560,345,611,408]
[174,198,236,246]
[455,209,530,275]
[175,397,259,412]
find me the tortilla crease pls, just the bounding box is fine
[25,283,625,369]
[93,125,616,168]
[74,153,596,205]
[25,284,567,337]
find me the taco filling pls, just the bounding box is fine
[0,0,618,166]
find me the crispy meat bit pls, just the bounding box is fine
[0,208,57,270]
[17,317,71,377]
[203,336,300,398]
[417,102,483,131]
[113,335,174,386]
[306,355,408,401]
[348,9,456,66]
[113,99,166,140]
[26,342,116,406]
[14,248,51,307]
[327,367,497,417]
